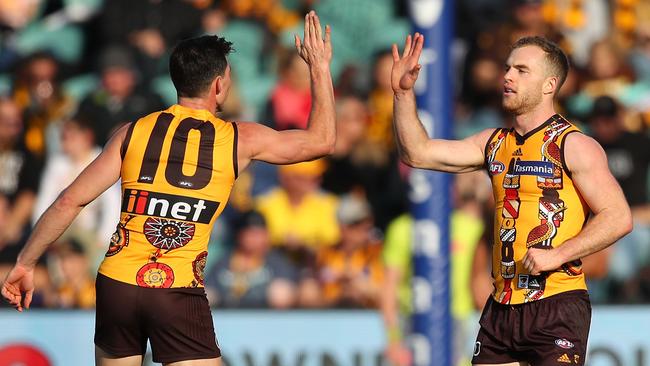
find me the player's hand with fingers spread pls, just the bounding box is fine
[1,263,35,312]
[294,11,332,70]
[391,33,424,94]
[522,247,564,275]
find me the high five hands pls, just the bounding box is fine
[295,11,332,69]
[391,33,425,94]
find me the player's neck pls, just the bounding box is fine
[512,103,556,136]
[177,97,217,116]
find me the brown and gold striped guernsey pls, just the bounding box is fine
[484,114,589,304]
[99,105,237,288]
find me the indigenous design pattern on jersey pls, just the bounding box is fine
[106,215,135,257]
[191,251,208,287]
[99,105,237,288]
[143,217,195,251]
[137,261,175,288]
[485,114,588,304]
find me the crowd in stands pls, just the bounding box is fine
[0,0,648,318]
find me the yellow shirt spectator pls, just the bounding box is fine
[256,160,339,249]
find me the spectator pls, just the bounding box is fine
[321,92,408,230]
[266,50,311,130]
[470,0,564,62]
[0,0,40,30]
[456,54,505,139]
[256,159,339,261]
[630,24,650,83]
[205,210,299,309]
[367,50,395,157]
[219,0,301,34]
[50,237,95,309]
[77,46,164,146]
[582,39,634,103]
[381,171,490,366]
[322,93,369,195]
[587,96,650,302]
[0,98,50,306]
[541,0,609,67]
[93,0,203,82]
[12,52,74,157]
[0,0,39,71]
[32,115,121,272]
[312,194,383,308]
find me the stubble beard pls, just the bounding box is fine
[502,91,541,116]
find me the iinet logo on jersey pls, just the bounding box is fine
[122,189,219,224]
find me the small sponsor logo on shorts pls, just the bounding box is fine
[473,341,481,356]
[489,161,505,175]
[555,338,574,349]
[557,353,571,363]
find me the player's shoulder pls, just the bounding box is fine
[563,131,607,173]
[134,108,167,125]
[234,121,267,135]
[232,121,273,150]
[563,130,601,150]
[465,128,501,149]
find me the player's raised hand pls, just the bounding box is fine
[295,11,332,69]
[1,264,35,312]
[391,33,424,94]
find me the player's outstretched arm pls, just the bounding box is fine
[523,133,633,275]
[1,123,128,311]
[391,33,490,173]
[236,11,335,171]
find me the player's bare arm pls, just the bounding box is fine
[523,133,633,275]
[1,123,128,311]
[236,11,335,172]
[391,33,493,173]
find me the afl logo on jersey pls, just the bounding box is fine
[489,161,505,175]
[555,338,574,349]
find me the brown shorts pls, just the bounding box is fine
[472,290,591,366]
[94,273,220,364]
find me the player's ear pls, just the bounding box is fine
[543,76,557,95]
[213,76,222,96]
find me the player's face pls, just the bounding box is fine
[502,46,548,115]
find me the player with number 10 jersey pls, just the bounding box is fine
[99,105,237,288]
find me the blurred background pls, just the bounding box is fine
[0,0,648,365]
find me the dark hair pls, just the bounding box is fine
[511,36,569,92]
[66,113,94,132]
[589,95,619,121]
[233,210,267,232]
[64,113,96,144]
[169,35,233,98]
